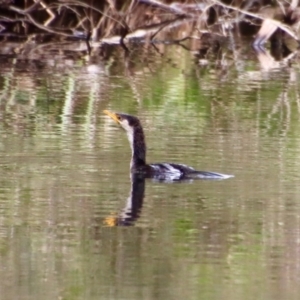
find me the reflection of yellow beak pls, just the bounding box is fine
[103,214,118,227]
[103,110,120,124]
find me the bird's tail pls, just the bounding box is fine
[189,171,234,180]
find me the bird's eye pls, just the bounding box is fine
[117,115,122,121]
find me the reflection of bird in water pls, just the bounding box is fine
[103,110,233,181]
[103,174,145,227]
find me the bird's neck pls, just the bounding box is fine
[127,125,146,169]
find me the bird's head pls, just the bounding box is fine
[103,110,141,132]
[103,110,146,167]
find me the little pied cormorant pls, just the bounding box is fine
[103,110,234,181]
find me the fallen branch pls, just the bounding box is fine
[212,0,299,46]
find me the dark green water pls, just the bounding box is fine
[0,41,300,300]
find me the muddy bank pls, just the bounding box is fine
[0,0,299,60]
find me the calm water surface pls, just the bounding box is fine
[0,42,300,300]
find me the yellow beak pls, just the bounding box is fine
[103,110,120,124]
